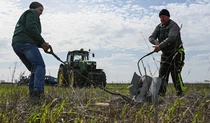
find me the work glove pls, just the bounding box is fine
[153,45,160,52]
[41,42,50,52]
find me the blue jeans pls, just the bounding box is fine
[12,43,45,93]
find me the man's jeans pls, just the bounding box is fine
[12,43,45,93]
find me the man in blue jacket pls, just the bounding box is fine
[12,2,50,100]
[149,9,185,96]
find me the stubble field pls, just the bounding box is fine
[0,83,210,123]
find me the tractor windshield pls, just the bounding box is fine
[74,52,88,62]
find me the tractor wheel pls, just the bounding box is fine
[69,70,85,88]
[100,71,107,87]
[93,71,107,88]
[69,70,78,88]
[57,65,64,86]
[57,65,69,86]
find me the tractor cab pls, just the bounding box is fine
[66,49,90,66]
[66,49,90,68]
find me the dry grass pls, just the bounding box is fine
[0,83,210,122]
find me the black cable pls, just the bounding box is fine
[45,45,132,103]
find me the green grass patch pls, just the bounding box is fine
[0,83,209,122]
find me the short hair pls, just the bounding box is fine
[29,1,43,9]
[159,9,170,17]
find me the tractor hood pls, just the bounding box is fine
[79,60,97,72]
[83,60,96,65]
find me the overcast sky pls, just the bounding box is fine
[0,0,210,83]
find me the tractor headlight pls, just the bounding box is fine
[87,62,92,65]
[86,62,96,66]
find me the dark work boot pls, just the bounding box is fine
[158,93,166,97]
[29,90,45,104]
[176,91,185,97]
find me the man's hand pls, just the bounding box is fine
[153,45,160,52]
[41,42,50,51]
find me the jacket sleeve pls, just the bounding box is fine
[149,25,159,45]
[159,23,180,49]
[25,11,45,47]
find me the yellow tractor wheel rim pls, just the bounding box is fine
[70,72,74,85]
[58,72,63,85]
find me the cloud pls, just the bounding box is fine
[1,0,210,82]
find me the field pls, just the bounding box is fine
[0,83,210,123]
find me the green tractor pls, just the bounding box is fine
[57,48,107,88]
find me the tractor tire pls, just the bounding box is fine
[69,70,77,88]
[57,65,69,86]
[93,71,106,88]
[100,71,107,87]
[69,70,85,88]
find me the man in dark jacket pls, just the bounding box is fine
[12,2,50,99]
[149,9,185,96]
